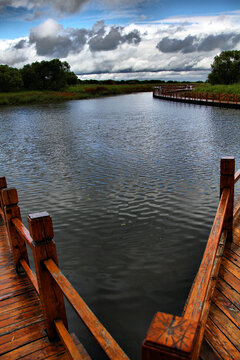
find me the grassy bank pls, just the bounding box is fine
[193,83,240,95]
[0,83,156,106]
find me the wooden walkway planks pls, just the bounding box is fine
[201,208,240,360]
[0,219,69,360]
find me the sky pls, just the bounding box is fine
[0,0,240,81]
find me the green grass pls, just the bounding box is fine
[193,83,240,95]
[0,83,156,106]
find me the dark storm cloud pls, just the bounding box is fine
[157,32,240,53]
[28,20,141,57]
[88,24,141,52]
[156,35,196,53]
[14,39,28,49]
[29,24,88,57]
[198,33,240,51]
[29,33,72,57]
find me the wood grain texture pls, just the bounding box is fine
[28,212,68,340]
[202,196,240,359]
[0,220,69,360]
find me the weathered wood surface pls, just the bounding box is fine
[200,201,240,359]
[0,219,71,359]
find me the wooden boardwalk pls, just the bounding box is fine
[0,157,240,359]
[153,87,240,109]
[200,206,240,360]
[0,219,71,359]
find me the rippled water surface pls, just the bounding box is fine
[0,93,240,358]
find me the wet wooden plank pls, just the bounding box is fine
[223,248,240,268]
[208,303,240,351]
[199,339,221,360]
[0,320,45,354]
[212,288,240,328]
[216,277,240,310]
[0,337,66,360]
[225,242,240,257]
[221,256,240,279]
[204,318,238,360]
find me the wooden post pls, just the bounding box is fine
[2,188,29,271]
[142,312,199,360]
[220,157,235,241]
[28,212,68,340]
[0,177,7,221]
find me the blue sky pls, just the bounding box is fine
[0,0,240,81]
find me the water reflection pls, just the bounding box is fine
[0,94,239,359]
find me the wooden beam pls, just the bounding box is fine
[28,212,68,340]
[2,188,29,271]
[220,157,235,241]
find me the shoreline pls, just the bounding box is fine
[0,84,155,106]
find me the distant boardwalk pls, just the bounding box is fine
[153,85,240,109]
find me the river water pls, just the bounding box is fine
[0,92,240,358]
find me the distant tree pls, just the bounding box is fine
[21,59,78,90]
[208,50,240,85]
[66,71,78,85]
[0,65,23,92]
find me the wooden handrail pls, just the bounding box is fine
[0,183,128,359]
[235,169,240,184]
[183,187,230,321]
[1,157,238,360]
[142,157,235,359]
[12,217,34,249]
[55,319,85,360]
[44,258,129,360]
[20,258,39,294]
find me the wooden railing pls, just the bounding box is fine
[142,156,239,359]
[1,157,239,359]
[0,179,129,360]
[154,86,240,104]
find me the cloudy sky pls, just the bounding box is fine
[0,0,240,81]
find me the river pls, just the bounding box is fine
[0,92,240,359]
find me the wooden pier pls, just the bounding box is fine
[153,85,240,109]
[0,157,240,359]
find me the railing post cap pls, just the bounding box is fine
[221,157,235,175]
[0,177,7,189]
[144,312,198,356]
[2,188,18,206]
[28,212,54,242]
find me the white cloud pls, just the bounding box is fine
[1,12,240,81]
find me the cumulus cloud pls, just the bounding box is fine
[1,12,240,81]
[156,32,240,53]
[27,19,141,57]
[28,19,88,57]
[88,22,141,52]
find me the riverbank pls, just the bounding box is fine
[0,83,156,106]
[193,83,240,95]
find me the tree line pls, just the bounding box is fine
[1,50,240,92]
[0,59,78,92]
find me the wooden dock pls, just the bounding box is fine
[200,207,240,359]
[153,86,240,109]
[0,220,90,359]
[0,157,240,359]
